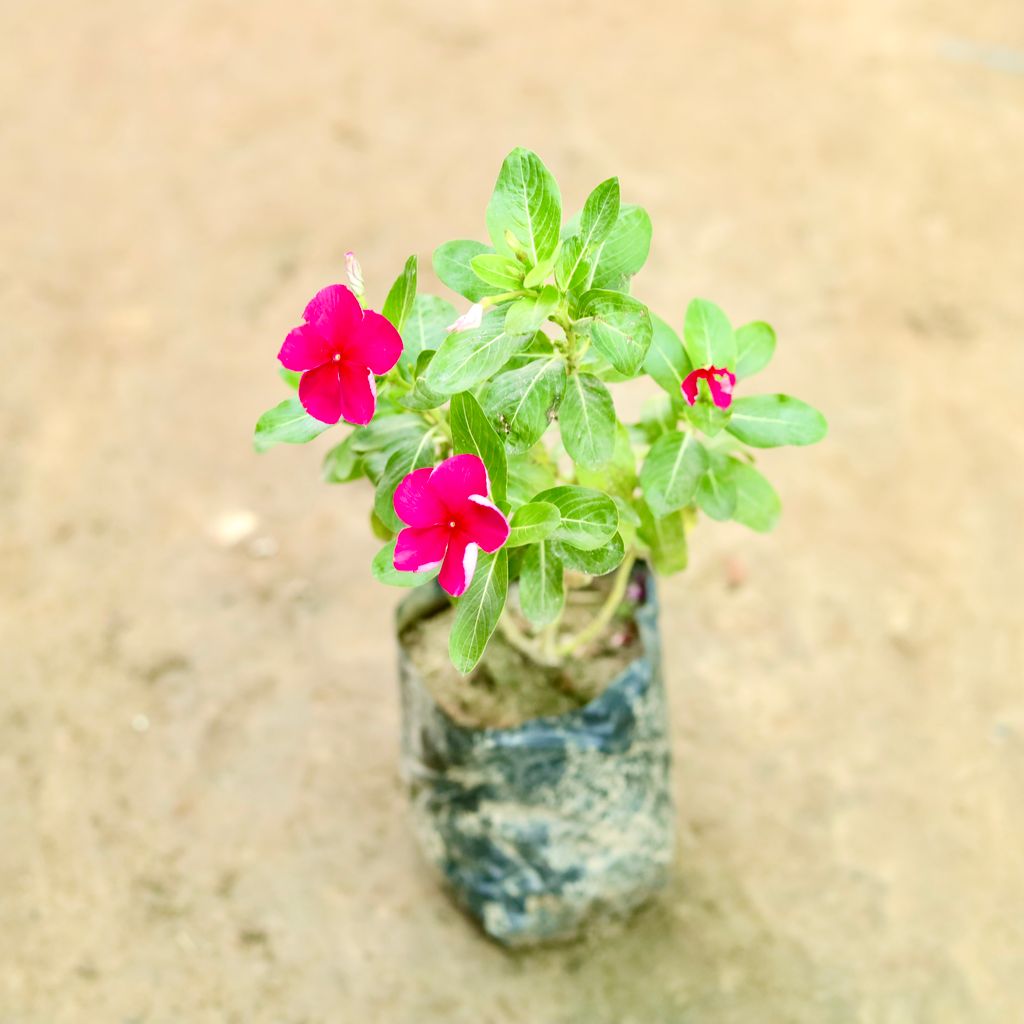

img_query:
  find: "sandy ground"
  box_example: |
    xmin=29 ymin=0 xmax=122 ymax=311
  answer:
xmin=2 ymin=0 xmax=1023 ymax=1020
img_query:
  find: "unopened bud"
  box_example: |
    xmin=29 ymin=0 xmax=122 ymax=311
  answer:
xmin=345 ymin=251 xmax=365 ymax=300
xmin=446 ymin=302 xmax=484 ymax=333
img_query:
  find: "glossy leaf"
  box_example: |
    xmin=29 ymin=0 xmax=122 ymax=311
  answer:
xmin=578 ymin=290 xmax=653 ymax=376
xmin=450 ymin=391 xmax=507 ymax=508
xmin=554 ymin=532 xmax=625 ymax=576
xmin=683 ymin=298 xmax=735 ymax=370
xmin=401 ymin=295 xmax=456 ymax=367
xmin=640 ymin=430 xmax=709 ymax=517
xmin=589 ymin=205 xmax=652 ymax=290
xmin=507 ymin=501 xmax=561 ymax=547
xmin=559 ymin=372 xmax=615 ymax=469
xmin=533 ymin=485 xmax=618 ymax=550
xmin=735 ymin=321 xmax=776 ymax=379
xmin=254 ymin=397 xmax=331 ymax=452
xmin=433 ymin=240 xmax=501 ymax=302
xmin=519 ymin=542 xmax=565 ymax=626
xmin=485 ymin=148 xmax=562 ymax=266
xmin=644 ymin=314 xmax=692 ymax=397
xmin=381 ymin=255 xmax=417 ymax=332
xmin=424 ymin=316 xmax=533 ymax=395
xmin=724 ymin=458 xmax=781 ymax=532
xmin=504 ymin=285 xmax=559 ymax=335
xmin=579 ymin=177 xmax=620 ymax=254
xmin=696 ymin=451 xmax=738 ymax=521
xmin=726 ymin=395 xmax=827 ymax=448
xmin=483 ymin=357 xmax=565 ymax=454
xmin=471 ymin=253 xmax=525 ymax=290
xmin=449 ymin=549 xmax=508 ymax=674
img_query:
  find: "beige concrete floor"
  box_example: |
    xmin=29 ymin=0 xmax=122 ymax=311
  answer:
xmin=2 ymin=0 xmax=1023 ymax=1020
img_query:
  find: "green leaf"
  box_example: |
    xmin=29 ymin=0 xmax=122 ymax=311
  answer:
xmin=683 ymin=390 xmax=730 ymax=437
xmin=507 ymin=450 xmax=558 ymax=508
xmin=519 ymin=542 xmax=564 ymax=626
xmin=683 ymin=298 xmax=736 ymax=370
xmin=523 ymin=248 xmax=560 ymax=288
xmin=485 ymin=148 xmax=562 ymax=266
xmin=559 ymin=372 xmax=615 ymax=469
xmin=725 ymin=458 xmax=781 ymax=532
xmin=450 ymin=391 xmax=507 ymax=508
xmin=433 ymin=240 xmax=501 ymax=302
xmin=644 ymin=314 xmax=692 ymax=397
xmin=637 ymin=500 xmax=688 ymax=575
xmin=470 ymin=253 xmax=524 ymax=290
xmin=399 ymin=350 xmax=447 ymax=411
xmin=576 ymin=423 xmax=636 ymax=500
xmin=580 ymin=177 xmax=620 ymax=253
xmin=254 ymin=397 xmax=331 ymax=452
xmin=555 ymin=236 xmax=590 ymax=293
xmin=449 ymin=549 xmax=508 ymax=673
xmin=424 ymin=316 xmax=533 ymax=395
xmin=504 ymin=285 xmax=559 ymax=335
xmin=322 ymin=432 xmax=363 ymax=483
xmin=554 ymin=532 xmax=625 ymax=576
xmin=726 ymin=395 xmax=828 ymax=448
xmin=578 ymin=290 xmax=653 ymax=376
xmin=735 ymin=321 xmax=776 ymax=379
xmin=696 ymin=451 xmax=737 ymax=521
xmin=278 ymin=367 xmax=301 ymax=390
xmin=589 ymin=205 xmax=652 ymax=290
xmin=401 ymin=295 xmax=456 ymax=367
xmin=507 ymin=501 xmax=561 ymax=546
xmin=483 ymin=357 xmax=564 ymax=455
xmin=640 ymin=430 xmax=709 ymax=517
xmin=372 ymin=540 xmax=438 ymax=588
xmin=533 ymin=486 xmax=618 ymax=550
xmin=373 ymin=431 xmax=439 ymax=532
xmin=381 ymin=255 xmax=417 ymax=332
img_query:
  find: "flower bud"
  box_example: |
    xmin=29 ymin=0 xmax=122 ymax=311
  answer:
xmin=446 ymin=302 xmax=484 ymax=333
xmin=344 ymin=251 xmax=365 ymax=301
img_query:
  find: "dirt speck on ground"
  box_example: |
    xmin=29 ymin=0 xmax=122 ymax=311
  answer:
xmin=2 ymin=1 xmax=1023 ymax=1021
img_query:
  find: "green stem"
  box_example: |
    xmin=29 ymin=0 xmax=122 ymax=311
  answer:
xmin=557 ymin=552 xmax=637 ymax=658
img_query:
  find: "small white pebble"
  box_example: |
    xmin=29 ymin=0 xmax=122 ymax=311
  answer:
xmin=131 ymin=713 xmax=150 ymax=733
xmin=209 ymin=509 xmax=259 ymax=547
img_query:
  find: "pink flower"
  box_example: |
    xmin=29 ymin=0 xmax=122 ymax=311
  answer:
xmin=278 ymin=284 xmax=402 ymax=425
xmin=681 ymin=366 xmax=736 ymax=410
xmin=392 ymin=454 xmax=510 ymax=597
xmin=446 ymin=302 xmax=484 ymax=333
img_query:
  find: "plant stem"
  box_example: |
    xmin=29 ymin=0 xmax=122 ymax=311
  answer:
xmin=557 ymin=552 xmax=637 ymax=658
xmin=498 ymin=609 xmax=562 ymax=668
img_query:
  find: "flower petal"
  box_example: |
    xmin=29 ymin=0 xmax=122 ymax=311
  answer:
xmin=298 ymin=362 xmax=344 ymax=424
xmin=394 ymin=467 xmax=447 ymax=529
xmin=278 ymin=323 xmax=333 ymax=372
xmin=463 ymin=496 xmax=510 ymax=552
xmin=438 ymin=532 xmax=479 ymax=597
xmin=681 ymin=366 xmax=736 ymax=409
xmin=394 ymin=525 xmax=450 ymax=573
xmin=428 ymin=454 xmax=490 ymax=512
xmin=303 ymin=284 xmax=362 ymax=338
xmin=348 ymin=310 xmax=403 ymax=375
xmin=336 ymin=362 xmax=377 ymax=425
xmin=707 ymin=367 xmax=736 ymax=410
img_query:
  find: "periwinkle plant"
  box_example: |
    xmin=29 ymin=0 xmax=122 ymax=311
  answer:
xmin=255 ymin=148 xmax=827 ymax=673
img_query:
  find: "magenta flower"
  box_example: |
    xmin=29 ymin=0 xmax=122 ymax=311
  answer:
xmin=278 ymin=284 xmax=402 ymax=425
xmin=681 ymin=366 xmax=736 ymax=410
xmin=392 ymin=454 xmax=510 ymax=597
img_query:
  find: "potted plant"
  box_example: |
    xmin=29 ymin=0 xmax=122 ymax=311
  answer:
xmin=254 ymin=148 xmax=827 ymax=946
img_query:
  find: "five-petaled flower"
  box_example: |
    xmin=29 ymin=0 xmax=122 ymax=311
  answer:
xmin=681 ymin=366 xmax=736 ymax=410
xmin=278 ymin=284 xmax=402 ymax=425
xmin=392 ymin=454 xmax=510 ymax=597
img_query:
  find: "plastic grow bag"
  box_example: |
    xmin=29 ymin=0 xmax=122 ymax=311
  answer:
xmin=395 ymin=563 xmax=675 ymax=946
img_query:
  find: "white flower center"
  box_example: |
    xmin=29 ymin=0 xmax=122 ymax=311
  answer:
xmin=333 ymin=353 xmax=342 ymax=362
